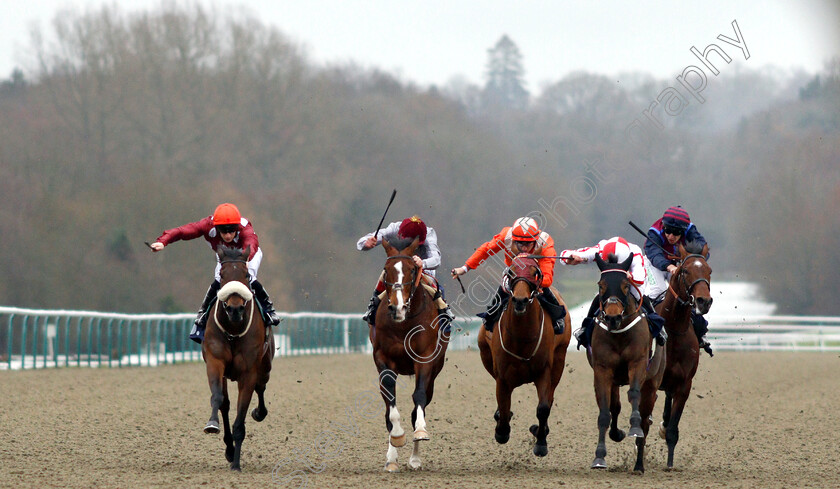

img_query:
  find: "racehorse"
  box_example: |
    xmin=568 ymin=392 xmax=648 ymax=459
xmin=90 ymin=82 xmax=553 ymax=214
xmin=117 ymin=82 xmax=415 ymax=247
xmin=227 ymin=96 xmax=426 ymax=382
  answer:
xmin=657 ymin=242 xmax=713 ymax=468
xmin=202 ymin=245 xmax=275 ymax=471
xmin=371 ymin=237 xmax=449 ymax=472
xmin=477 ymin=255 xmax=571 ymax=457
xmin=587 ymin=253 xmax=665 ymax=473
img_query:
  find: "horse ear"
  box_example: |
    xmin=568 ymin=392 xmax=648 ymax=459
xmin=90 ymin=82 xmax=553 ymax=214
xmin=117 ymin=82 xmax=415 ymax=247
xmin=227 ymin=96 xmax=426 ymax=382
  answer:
xmin=620 ymin=254 xmax=633 ymax=271
xmin=243 ymin=245 xmax=250 ymax=258
xmin=594 ymin=253 xmax=606 ymax=271
xmin=405 ymin=236 xmax=421 ymax=255
xmin=701 ymin=243 xmax=710 ymax=258
xmin=216 ymin=246 xmax=225 ymax=260
xmin=678 ymin=243 xmax=688 ymax=258
xmin=382 ymin=239 xmax=395 ymax=256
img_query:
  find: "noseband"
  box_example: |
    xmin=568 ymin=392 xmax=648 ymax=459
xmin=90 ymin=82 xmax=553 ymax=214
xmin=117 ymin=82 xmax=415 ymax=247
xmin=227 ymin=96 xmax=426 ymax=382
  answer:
xmin=669 ymin=254 xmax=710 ymax=308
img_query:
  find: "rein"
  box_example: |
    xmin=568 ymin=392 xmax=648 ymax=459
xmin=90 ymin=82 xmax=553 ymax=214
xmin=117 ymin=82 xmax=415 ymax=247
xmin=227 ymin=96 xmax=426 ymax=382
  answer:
xmin=499 ymin=302 xmax=545 ymax=361
xmin=382 ymin=254 xmax=426 ymax=318
xmin=212 ymin=295 xmax=255 ymax=339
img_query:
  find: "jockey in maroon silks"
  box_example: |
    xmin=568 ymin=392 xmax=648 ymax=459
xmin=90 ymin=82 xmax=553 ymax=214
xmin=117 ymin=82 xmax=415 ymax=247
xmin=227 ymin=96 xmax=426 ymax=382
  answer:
xmin=357 ymin=215 xmax=454 ymax=329
xmin=150 ymin=203 xmax=281 ymax=343
xmin=644 ymin=205 xmax=712 ymax=356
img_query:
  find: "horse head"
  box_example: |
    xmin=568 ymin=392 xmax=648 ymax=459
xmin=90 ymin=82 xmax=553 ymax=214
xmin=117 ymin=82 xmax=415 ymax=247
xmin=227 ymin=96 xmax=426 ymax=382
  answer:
xmin=594 ymin=253 xmax=634 ymax=330
xmin=505 ymin=254 xmax=542 ymax=315
xmin=216 ymin=245 xmax=253 ymax=324
xmin=382 ymin=237 xmax=421 ymax=322
xmin=675 ymin=242 xmax=713 ymax=315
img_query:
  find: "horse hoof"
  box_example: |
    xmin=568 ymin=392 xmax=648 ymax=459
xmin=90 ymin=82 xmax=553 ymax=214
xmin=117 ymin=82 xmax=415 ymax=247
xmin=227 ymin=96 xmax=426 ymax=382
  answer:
xmin=390 ymin=433 xmax=407 ymax=447
xmin=529 ymin=424 xmax=549 ymax=437
xmin=251 ymin=408 xmax=267 ymax=422
xmin=591 ymin=458 xmax=607 ymax=469
xmin=225 ymin=448 xmax=234 ymax=463
xmin=533 ymin=443 xmax=548 ymax=457
xmin=609 ymin=429 xmax=626 ymax=442
xmin=384 ymin=462 xmax=399 ymax=472
xmin=495 ymin=430 xmax=510 ymax=444
xmin=659 ymin=422 xmax=667 ymax=439
xmin=633 ymin=466 xmax=645 ymax=475
xmin=408 ymin=457 xmax=422 ymax=470
xmin=628 ymin=427 xmax=645 ymax=439
xmin=204 ymin=421 xmax=220 ymax=434
xmin=413 ymin=429 xmax=429 ymax=441
xmin=230 ymin=465 xmax=241 ymax=472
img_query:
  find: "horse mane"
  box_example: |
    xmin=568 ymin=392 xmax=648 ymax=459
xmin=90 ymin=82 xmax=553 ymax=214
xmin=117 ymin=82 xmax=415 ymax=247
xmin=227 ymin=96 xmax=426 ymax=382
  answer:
xmin=684 ymin=240 xmax=705 ymax=255
xmin=387 ymin=237 xmax=416 ymax=252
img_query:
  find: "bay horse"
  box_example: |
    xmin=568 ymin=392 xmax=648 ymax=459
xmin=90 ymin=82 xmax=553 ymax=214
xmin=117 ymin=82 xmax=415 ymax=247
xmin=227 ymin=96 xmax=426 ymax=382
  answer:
xmin=372 ymin=237 xmax=449 ymax=472
xmin=657 ymin=242 xmax=713 ymax=468
xmin=202 ymin=245 xmax=275 ymax=471
xmin=477 ymin=255 xmax=571 ymax=457
xmin=587 ymin=253 xmax=665 ymax=473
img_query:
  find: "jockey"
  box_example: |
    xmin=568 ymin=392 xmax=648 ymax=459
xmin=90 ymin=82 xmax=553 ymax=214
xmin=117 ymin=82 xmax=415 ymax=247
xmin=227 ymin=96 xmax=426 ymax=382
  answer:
xmin=561 ymin=236 xmax=667 ymax=350
xmin=357 ymin=216 xmax=454 ymax=328
xmin=150 ymin=203 xmax=281 ymax=343
xmin=645 ymin=205 xmax=713 ymax=356
xmin=450 ymin=217 xmax=567 ymax=336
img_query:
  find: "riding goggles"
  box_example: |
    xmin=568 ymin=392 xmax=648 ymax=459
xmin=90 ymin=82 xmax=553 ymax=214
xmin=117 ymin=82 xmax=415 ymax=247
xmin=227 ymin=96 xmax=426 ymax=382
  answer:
xmin=663 ymin=225 xmax=684 ymax=236
xmin=216 ymin=224 xmax=239 ymax=234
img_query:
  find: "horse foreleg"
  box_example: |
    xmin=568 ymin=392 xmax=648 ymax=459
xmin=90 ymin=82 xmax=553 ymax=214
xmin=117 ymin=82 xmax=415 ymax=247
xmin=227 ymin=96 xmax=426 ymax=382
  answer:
xmin=377 ymin=366 xmax=403 ymax=472
xmin=664 ymin=381 xmax=693 ymax=469
xmin=660 ymin=391 xmax=673 ymax=439
xmin=494 ymin=380 xmax=513 ymax=444
xmin=592 ymin=368 xmax=612 ymax=469
xmin=221 ymin=382 xmax=234 ymax=463
xmin=530 ymin=369 xmax=553 ymax=457
xmin=626 ymin=361 xmax=646 ymax=439
xmin=204 ymin=359 xmax=226 ymax=434
xmin=633 ymin=379 xmax=659 ymax=473
xmin=229 ymin=378 xmax=256 ymax=471
xmin=609 ymin=384 xmax=625 ymax=442
xmin=251 ymin=382 xmax=268 ymax=422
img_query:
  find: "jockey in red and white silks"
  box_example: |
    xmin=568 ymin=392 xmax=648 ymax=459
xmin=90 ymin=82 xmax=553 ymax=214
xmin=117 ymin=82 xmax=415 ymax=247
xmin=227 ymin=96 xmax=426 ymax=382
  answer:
xmin=559 ymin=237 xmax=647 ymax=300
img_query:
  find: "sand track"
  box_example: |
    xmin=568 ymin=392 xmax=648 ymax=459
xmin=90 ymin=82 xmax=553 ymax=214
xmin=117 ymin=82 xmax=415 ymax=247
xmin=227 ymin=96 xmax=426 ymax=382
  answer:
xmin=2 ymin=350 xmax=838 ymax=488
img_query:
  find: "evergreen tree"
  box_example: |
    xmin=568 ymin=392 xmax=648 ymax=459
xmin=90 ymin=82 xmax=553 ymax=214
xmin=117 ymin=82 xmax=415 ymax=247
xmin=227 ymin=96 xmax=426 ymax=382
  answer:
xmin=481 ymin=35 xmax=529 ymax=111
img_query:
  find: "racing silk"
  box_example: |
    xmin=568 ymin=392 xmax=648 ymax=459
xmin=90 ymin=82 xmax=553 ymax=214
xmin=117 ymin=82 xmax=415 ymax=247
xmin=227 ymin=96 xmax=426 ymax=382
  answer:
xmin=645 ymin=218 xmax=708 ymax=271
xmin=156 ymin=215 xmax=259 ymax=261
xmin=357 ymin=221 xmax=441 ymax=277
xmin=559 ymin=238 xmax=647 ymax=298
xmin=465 ymin=226 xmax=556 ymax=288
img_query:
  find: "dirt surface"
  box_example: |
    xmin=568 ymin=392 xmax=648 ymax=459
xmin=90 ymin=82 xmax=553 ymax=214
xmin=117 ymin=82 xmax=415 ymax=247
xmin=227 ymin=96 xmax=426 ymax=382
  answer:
xmin=2 ymin=349 xmax=839 ymax=489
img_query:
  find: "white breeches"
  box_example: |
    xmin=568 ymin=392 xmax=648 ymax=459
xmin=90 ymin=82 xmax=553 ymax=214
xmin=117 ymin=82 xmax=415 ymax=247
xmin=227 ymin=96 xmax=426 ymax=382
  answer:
xmin=645 ymin=261 xmax=669 ymax=299
xmin=214 ymin=247 xmax=262 ymax=283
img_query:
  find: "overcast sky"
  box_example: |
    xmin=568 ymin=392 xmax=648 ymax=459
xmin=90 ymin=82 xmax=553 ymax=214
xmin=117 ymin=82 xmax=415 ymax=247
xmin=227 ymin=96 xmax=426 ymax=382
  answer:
xmin=1 ymin=0 xmax=838 ymax=90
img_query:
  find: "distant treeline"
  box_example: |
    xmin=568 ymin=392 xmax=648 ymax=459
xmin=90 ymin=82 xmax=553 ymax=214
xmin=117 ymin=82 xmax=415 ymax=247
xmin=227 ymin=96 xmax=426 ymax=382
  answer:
xmin=0 ymin=4 xmax=837 ymax=314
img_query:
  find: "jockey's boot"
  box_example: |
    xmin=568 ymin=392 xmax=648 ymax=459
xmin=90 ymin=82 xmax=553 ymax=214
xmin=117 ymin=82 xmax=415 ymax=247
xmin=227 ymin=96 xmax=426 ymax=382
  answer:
xmin=252 ymin=280 xmax=281 ymax=326
xmin=575 ymin=295 xmax=601 ymax=350
xmin=537 ymin=288 xmax=567 ymax=335
xmin=191 ymin=280 xmax=221 ymax=344
xmin=362 ymin=291 xmax=382 ymax=326
xmin=478 ymin=286 xmax=509 ymax=334
xmin=692 ymin=312 xmax=713 ymax=356
xmin=429 ymin=285 xmax=455 ymax=333
xmin=642 ymin=295 xmax=668 ymax=346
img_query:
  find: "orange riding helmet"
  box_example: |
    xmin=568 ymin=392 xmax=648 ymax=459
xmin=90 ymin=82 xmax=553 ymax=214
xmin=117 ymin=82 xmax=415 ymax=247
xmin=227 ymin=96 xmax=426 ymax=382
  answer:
xmin=213 ymin=203 xmax=242 ymax=226
xmin=511 ymin=217 xmax=540 ymax=242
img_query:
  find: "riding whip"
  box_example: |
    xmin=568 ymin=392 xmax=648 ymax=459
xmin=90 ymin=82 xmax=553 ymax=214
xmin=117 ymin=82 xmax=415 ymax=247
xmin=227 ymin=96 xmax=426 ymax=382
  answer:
xmin=373 ymin=189 xmax=397 ymax=241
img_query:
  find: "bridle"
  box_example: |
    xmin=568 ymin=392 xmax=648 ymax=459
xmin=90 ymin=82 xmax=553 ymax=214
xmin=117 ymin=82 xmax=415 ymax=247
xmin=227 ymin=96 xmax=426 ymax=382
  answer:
xmin=499 ymin=261 xmax=545 ymax=361
xmin=382 ymin=254 xmax=423 ymax=315
xmin=214 ymin=257 xmax=256 ymax=339
xmin=597 ymin=269 xmax=644 ymax=333
xmin=668 ymin=254 xmax=710 ymax=308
